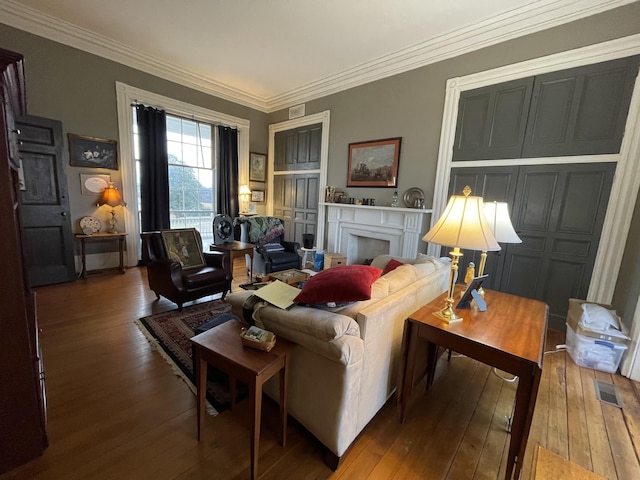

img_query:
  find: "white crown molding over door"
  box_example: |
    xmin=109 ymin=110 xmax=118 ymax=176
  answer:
xmin=115 ymin=81 xmax=250 ymax=267
xmin=268 ymin=111 xmax=330 ymax=250
xmin=430 ymin=33 xmax=640 ymax=378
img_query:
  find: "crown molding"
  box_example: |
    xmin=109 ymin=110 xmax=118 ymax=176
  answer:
xmin=265 ymin=0 xmax=639 ymax=110
xmin=1 ymin=0 xmax=637 ymax=113
xmin=0 ymin=0 xmax=269 ymax=111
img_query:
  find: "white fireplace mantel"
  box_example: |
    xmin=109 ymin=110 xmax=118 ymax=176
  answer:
xmin=322 ymin=202 xmax=432 ymax=263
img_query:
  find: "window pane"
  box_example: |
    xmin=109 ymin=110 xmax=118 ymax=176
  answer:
xmin=135 ymin=111 xmax=217 ymax=246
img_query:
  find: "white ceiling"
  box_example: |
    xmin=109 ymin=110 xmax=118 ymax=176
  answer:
xmin=1 ymin=0 xmax=637 ymax=111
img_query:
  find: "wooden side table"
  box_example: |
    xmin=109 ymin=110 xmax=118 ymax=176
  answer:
xmin=75 ymin=232 xmax=126 ymax=279
xmin=398 ymin=289 xmax=548 ymax=480
xmin=210 ymin=240 xmax=255 ymax=280
xmin=191 ymin=320 xmax=292 ymax=480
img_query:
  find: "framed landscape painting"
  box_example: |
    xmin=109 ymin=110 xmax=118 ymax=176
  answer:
xmin=347 ymin=137 xmax=401 ymax=187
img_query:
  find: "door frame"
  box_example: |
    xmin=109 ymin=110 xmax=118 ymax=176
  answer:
xmin=431 ymin=33 xmax=640 ymax=377
xmin=268 ymin=110 xmax=331 ymax=250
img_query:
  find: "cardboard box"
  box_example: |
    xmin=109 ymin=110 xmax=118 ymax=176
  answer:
xmin=265 ymin=269 xmax=310 ymax=286
xmin=323 ymin=253 xmax=346 ymax=269
xmin=566 ymin=298 xmax=629 ymax=346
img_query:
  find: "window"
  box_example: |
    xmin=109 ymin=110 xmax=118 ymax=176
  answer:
xmin=133 ymin=111 xmax=217 ymax=246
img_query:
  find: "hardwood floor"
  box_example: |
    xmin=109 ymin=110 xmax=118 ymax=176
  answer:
xmin=3 ymin=260 xmax=640 ymax=479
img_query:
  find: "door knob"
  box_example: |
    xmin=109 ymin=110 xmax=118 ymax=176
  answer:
xmin=61 ymin=212 xmax=67 ymax=216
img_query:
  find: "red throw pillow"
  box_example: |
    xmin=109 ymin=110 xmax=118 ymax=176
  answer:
xmin=382 ymin=258 xmax=404 ymax=275
xmin=294 ymin=265 xmax=383 ymax=305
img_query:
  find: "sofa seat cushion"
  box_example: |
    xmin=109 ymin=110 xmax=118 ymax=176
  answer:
xmin=182 ymin=266 xmax=227 ymax=288
xmin=294 ymin=265 xmax=382 ymax=305
xmin=226 ymin=290 xmax=360 ymax=342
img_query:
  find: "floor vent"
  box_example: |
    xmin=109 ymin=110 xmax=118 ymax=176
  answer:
xmin=594 ymin=379 xmax=623 ymax=408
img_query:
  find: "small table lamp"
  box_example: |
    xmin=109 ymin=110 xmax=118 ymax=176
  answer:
xmin=239 ymin=184 xmax=251 ymax=213
xmin=98 ymin=182 xmax=126 ymax=233
xmin=423 ymin=185 xmax=500 ymax=323
xmin=476 ymin=201 xmax=522 ymax=295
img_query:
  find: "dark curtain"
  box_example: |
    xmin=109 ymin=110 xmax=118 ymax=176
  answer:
xmin=136 ymin=105 xmax=170 ymax=232
xmin=217 ymin=125 xmax=239 ymax=217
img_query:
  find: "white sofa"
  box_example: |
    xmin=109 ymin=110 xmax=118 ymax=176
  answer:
xmin=226 ymin=254 xmax=449 ymax=467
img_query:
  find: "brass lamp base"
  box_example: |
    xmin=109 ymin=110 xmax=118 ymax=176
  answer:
xmin=433 ymin=306 xmax=463 ymax=324
xmin=433 ymin=246 xmax=464 ymax=324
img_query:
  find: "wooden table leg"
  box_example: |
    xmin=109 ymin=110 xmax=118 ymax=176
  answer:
xmin=400 ymin=322 xmax=418 ymax=423
xmin=505 ymin=366 xmax=542 ymax=480
xmin=80 ymin=238 xmax=87 ymax=279
xmin=250 ymin=380 xmax=261 ymax=480
xmin=196 ymin=350 xmax=207 ymax=441
xmin=118 ymin=237 xmax=125 ymax=273
xmin=425 ymin=341 xmax=438 ymax=390
xmin=280 ymin=355 xmax=289 ymax=447
xmin=229 ymin=375 xmax=236 ymax=411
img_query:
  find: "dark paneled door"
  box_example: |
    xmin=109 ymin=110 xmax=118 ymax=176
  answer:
xmin=450 ymin=163 xmax=615 ymax=328
xmin=273 ymin=123 xmax=322 ymax=245
xmin=273 ymin=173 xmax=319 ymax=245
xmin=17 ymin=115 xmax=75 ymax=286
xmin=502 ymin=163 xmax=615 ymax=326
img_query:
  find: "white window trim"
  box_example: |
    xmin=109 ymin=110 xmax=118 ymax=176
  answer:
xmin=115 ymin=81 xmax=250 ymax=266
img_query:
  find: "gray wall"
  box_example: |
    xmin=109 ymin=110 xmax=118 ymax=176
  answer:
xmin=0 ymin=24 xmax=268 ymax=255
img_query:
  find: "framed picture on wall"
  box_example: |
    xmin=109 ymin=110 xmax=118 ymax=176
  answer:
xmin=68 ymin=133 xmax=118 ymax=170
xmin=80 ymin=173 xmax=111 ymax=196
xmin=347 ymin=137 xmax=401 ymax=187
xmin=251 ymin=189 xmax=265 ymax=203
xmin=249 ymin=152 xmax=267 ymax=182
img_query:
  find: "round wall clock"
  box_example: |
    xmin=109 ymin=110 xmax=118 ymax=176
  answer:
xmin=79 ymin=216 xmax=101 ymax=235
xmin=83 ymin=175 xmax=109 ymax=194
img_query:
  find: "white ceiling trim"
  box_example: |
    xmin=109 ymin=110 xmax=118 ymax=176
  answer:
xmin=1 ymin=0 xmax=637 ymax=113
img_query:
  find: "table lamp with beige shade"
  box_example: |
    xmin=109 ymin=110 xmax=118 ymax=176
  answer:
xmin=476 ymin=201 xmax=522 ymax=296
xmin=422 ymin=185 xmax=500 ymax=323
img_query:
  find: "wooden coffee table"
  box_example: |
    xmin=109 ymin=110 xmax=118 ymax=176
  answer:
xmin=191 ymin=319 xmax=292 ymax=480
xmin=398 ymin=289 xmax=548 ymax=480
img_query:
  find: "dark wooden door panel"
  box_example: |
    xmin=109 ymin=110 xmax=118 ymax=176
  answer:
xmin=453 ymin=77 xmax=533 ymax=161
xmin=523 ymin=55 xmax=639 ymax=157
xmin=504 ymin=163 xmax=615 ymax=327
xmin=514 ymin=171 xmax=558 ymax=232
xmin=17 ymin=115 xmax=75 ymax=287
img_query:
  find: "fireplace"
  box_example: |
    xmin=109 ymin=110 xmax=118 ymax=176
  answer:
xmin=324 ymin=203 xmax=431 ymax=264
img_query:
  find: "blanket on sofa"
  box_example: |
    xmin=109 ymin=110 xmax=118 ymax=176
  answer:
xmin=242 ymin=216 xmax=285 ymax=243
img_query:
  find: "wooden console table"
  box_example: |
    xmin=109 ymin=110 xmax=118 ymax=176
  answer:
xmin=75 ymin=232 xmax=126 ymax=279
xmin=398 ymin=289 xmax=548 ymax=480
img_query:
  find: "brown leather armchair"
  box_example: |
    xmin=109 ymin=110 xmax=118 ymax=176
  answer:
xmin=141 ymin=230 xmax=231 ymax=310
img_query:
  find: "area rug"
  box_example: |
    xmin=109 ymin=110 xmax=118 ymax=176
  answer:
xmin=135 ymin=300 xmax=247 ymax=415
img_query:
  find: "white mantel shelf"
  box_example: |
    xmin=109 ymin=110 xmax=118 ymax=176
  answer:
xmin=323 ymin=202 xmax=432 ymax=263
xmin=319 ymin=202 xmax=432 ymax=214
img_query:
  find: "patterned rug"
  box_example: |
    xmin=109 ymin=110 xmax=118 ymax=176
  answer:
xmin=135 ymin=300 xmax=247 ymax=415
